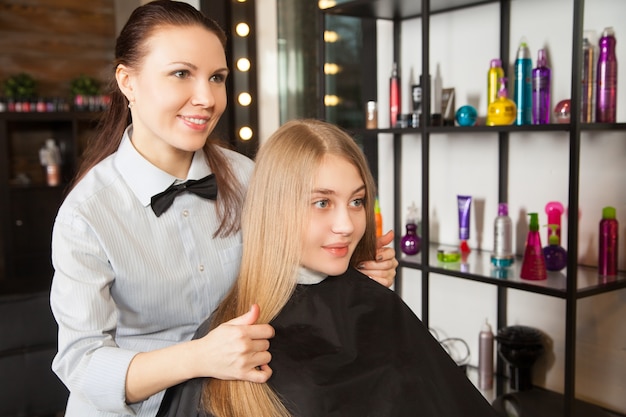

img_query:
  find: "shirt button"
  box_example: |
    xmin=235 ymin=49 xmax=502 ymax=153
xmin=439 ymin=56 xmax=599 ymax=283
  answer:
xmin=182 ymin=210 xmax=189 ymax=217
xmin=199 ymin=264 xmax=205 ymax=272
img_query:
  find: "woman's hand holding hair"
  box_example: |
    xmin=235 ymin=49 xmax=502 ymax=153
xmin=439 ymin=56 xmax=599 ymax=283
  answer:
xmin=125 ymin=305 xmax=274 ymax=403
xmin=197 ymin=304 xmax=274 ymax=383
xmin=357 ymin=230 xmax=398 ymax=288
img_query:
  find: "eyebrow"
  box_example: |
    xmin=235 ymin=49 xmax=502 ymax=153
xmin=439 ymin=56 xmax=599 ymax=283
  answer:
xmin=312 ymin=184 xmax=366 ymax=195
xmin=169 ymin=61 xmax=229 ymax=74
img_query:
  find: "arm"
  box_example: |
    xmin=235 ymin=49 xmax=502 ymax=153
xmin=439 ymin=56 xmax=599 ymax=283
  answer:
xmin=357 ymin=230 xmax=398 ymax=288
xmin=125 ymin=304 xmax=273 ymax=403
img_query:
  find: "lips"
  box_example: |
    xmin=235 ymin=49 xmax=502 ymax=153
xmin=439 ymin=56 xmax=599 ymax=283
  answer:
xmin=323 ymin=244 xmax=350 ymax=257
xmin=179 ymin=115 xmax=209 ymax=130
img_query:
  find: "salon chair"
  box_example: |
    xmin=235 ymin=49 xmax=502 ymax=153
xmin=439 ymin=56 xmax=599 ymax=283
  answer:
xmin=0 ymin=290 xmax=68 ymax=417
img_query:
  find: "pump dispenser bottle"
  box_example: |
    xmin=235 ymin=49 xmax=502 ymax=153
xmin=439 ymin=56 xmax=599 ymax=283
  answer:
xmin=532 ymin=49 xmax=551 ymax=124
xmin=543 ymin=225 xmax=567 ymax=271
xmin=401 ymin=202 xmax=421 ymax=256
xmin=514 ymin=40 xmax=533 ymax=125
xmin=487 ymin=77 xmax=516 ymax=126
xmin=520 ymin=213 xmax=547 ymax=280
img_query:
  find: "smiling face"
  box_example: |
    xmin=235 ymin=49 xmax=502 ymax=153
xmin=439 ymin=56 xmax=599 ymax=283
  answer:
xmin=116 ymin=24 xmax=228 ymax=175
xmin=300 ymin=154 xmax=367 ymax=277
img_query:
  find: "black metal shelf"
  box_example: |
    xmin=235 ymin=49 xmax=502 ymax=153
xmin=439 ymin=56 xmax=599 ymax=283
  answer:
xmin=399 ymin=245 xmax=626 ymax=299
xmin=323 ymin=0 xmax=499 ymax=20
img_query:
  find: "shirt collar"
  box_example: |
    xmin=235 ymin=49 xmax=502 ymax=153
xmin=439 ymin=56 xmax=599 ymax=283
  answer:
xmin=113 ymin=125 xmax=212 ymax=207
xmin=296 ymin=267 xmax=327 ymax=285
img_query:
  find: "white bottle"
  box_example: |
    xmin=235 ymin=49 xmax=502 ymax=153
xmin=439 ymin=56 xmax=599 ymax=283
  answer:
xmin=478 ymin=319 xmax=494 ymax=390
xmin=491 ymin=202 xmax=514 ymax=267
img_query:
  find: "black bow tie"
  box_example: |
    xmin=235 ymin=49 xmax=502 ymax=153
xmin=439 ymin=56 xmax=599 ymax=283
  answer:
xmin=151 ymin=174 xmax=217 ymax=217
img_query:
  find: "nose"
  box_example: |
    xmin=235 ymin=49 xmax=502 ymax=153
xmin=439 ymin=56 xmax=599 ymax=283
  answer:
xmin=190 ymin=80 xmax=216 ymax=108
xmin=331 ymin=207 xmax=355 ymax=236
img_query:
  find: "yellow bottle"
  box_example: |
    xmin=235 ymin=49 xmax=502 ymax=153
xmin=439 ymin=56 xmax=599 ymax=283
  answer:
xmin=487 ymin=77 xmax=517 ymax=126
xmin=487 ymin=59 xmax=504 ymax=112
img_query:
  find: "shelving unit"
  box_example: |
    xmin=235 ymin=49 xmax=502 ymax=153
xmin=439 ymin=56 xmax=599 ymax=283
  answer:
xmin=0 ymin=111 xmax=100 ymax=291
xmin=320 ymin=0 xmax=626 ymax=416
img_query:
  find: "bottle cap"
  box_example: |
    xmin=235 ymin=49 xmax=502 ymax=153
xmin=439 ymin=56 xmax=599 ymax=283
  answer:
xmin=481 ymin=319 xmax=493 ymax=334
xmin=490 ymin=58 xmax=502 ymax=68
xmin=497 ymin=77 xmax=508 ymax=98
xmin=407 ymin=201 xmax=418 ymax=222
xmin=602 ymin=27 xmax=615 ymax=38
xmin=375 ymin=197 xmax=381 ymax=214
xmin=528 ymin=212 xmax=539 ymax=231
xmin=602 ymin=206 xmax=616 ymax=220
xmin=498 ymin=202 xmax=508 ymax=216
xmin=537 ymin=49 xmax=548 ymax=67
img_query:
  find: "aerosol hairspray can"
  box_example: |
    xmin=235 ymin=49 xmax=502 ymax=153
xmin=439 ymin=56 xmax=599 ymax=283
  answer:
xmin=478 ymin=319 xmax=494 ymax=390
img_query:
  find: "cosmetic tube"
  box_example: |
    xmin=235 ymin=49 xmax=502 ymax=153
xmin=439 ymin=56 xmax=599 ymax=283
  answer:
xmin=544 ymin=201 xmax=564 ymax=245
xmin=457 ymin=195 xmax=472 ymax=253
xmin=390 ymin=62 xmax=400 ymax=128
xmin=375 ymin=197 xmax=383 ymax=238
xmin=520 ymin=213 xmax=547 ymax=280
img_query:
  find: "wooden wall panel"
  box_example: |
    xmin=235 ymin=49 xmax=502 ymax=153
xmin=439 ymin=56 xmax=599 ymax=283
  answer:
xmin=0 ymin=0 xmax=116 ymax=98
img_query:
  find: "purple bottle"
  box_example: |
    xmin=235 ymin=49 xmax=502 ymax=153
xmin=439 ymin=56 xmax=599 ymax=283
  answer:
xmin=532 ymin=49 xmax=551 ymax=124
xmin=596 ymin=27 xmax=618 ymax=123
xmin=599 ymin=206 xmax=618 ymax=276
xmin=400 ymin=202 xmax=421 ymax=256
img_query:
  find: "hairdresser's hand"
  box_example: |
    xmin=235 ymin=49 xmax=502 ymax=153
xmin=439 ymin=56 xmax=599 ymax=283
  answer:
xmin=358 ymin=230 xmax=398 ymax=288
xmin=196 ymin=304 xmax=274 ymax=383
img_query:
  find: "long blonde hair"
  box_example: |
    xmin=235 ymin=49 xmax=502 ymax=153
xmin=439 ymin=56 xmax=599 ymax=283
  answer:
xmin=202 ymin=119 xmax=377 ymax=417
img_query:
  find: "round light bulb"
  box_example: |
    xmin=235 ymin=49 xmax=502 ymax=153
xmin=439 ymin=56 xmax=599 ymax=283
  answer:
xmin=235 ymin=23 xmax=250 ymax=37
xmin=238 ymin=92 xmax=252 ymax=106
xmin=236 ymin=58 xmax=251 ymax=72
xmin=239 ymin=126 xmax=253 ymax=141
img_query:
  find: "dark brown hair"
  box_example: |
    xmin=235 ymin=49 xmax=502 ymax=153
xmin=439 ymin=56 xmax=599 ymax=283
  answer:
xmin=75 ymin=0 xmax=243 ymax=237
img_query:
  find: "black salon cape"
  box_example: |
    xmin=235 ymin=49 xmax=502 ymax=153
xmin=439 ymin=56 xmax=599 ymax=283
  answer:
xmin=157 ymin=268 xmax=498 ymax=417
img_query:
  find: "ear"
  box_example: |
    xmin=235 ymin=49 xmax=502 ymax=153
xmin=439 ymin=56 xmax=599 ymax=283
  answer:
xmin=115 ymin=64 xmax=135 ymax=103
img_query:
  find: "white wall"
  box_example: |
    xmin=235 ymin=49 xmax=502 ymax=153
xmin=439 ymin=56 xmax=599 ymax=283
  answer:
xmin=377 ymin=0 xmax=625 ymax=413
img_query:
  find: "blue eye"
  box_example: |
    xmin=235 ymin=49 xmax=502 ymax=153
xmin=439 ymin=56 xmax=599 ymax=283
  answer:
xmin=351 ymin=198 xmax=365 ymax=208
xmin=314 ymin=199 xmax=329 ymax=209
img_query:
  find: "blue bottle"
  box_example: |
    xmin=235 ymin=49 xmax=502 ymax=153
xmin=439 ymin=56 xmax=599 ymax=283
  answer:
xmin=514 ymin=41 xmax=532 ymax=125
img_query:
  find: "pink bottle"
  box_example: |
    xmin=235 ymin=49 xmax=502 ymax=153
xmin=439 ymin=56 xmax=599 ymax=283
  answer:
xmin=545 ymin=201 xmax=564 ymax=244
xmin=520 ymin=213 xmax=547 ymax=280
xmin=599 ymin=206 xmax=619 ymax=276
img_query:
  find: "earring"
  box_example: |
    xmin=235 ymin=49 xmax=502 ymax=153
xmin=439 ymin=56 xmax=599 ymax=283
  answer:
xmin=128 ymin=101 xmax=133 ymax=109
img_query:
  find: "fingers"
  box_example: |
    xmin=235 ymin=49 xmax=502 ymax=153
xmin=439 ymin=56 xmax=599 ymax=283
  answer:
xmin=376 ymin=230 xmax=394 ymax=248
xmin=226 ymin=303 xmax=261 ymax=326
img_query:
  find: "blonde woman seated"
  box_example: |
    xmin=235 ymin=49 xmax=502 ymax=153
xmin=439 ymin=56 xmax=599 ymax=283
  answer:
xmin=158 ymin=119 xmax=498 ymax=417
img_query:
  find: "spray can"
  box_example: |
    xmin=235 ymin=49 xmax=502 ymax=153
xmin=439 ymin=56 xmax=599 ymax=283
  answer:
xmin=487 ymin=59 xmax=505 ymax=117
xmin=478 ymin=319 xmax=494 ymax=390
xmin=532 ymin=49 xmax=551 ymax=124
xmin=599 ymin=206 xmax=619 ymax=276
xmin=581 ymin=35 xmax=595 ymax=122
xmin=514 ymin=41 xmax=532 ymax=125
xmin=596 ymin=27 xmax=618 ymax=123
xmin=390 ymin=62 xmax=400 ymax=128
xmin=491 ymin=202 xmax=514 ymax=267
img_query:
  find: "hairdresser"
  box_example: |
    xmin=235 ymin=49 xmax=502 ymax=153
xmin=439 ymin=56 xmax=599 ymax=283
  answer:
xmin=49 ymin=2 xmax=397 ymax=417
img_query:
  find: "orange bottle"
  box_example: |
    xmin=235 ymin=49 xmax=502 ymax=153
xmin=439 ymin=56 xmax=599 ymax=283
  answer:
xmin=375 ymin=197 xmax=383 ymax=237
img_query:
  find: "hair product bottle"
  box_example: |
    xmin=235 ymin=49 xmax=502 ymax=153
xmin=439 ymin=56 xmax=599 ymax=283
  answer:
xmin=520 ymin=213 xmax=547 ymax=280
xmin=532 ymin=49 xmax=551 ymax=124
xmin=478 ymin=319 xmax=494 ymax=390
xmin=543 ymin=225 xmax=567 ymax=271
xmin=599 ymin=206 xmax=618 ymax=276
xmin=366 ymin=101 xmax=378 ymax=129
xmin=596 ymin=27 xmax=617 ymax=123
xmin=581 ymin=35 xmax=595 ymax=122
xmin=375 ymin=197 xmax=383 ymax=238
xmin=390 ymin=62 xmax=400 ymax=128
xmin=487 ymin=77 xmax=516 ymax=126
xmin=491 ymin=202 xmax=514 ymax=268
xmin=401 ymin=202 xmax=421 ymax=256
xmin=487 ymin=59 xmax=505 ymax=116
xmin=544 ymin=201 xmax=564 ymax=244
xmin=514 ymin=41 xmax=532 ymax=125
